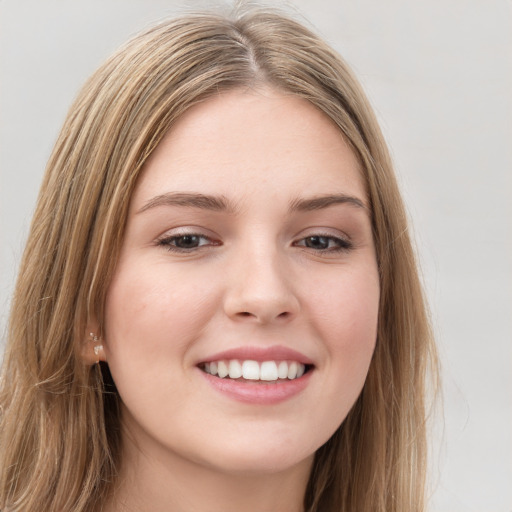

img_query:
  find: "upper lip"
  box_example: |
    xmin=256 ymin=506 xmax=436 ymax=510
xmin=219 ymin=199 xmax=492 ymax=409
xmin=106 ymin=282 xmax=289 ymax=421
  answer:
xmin=197 ymin=345 xmax=314 ymax=365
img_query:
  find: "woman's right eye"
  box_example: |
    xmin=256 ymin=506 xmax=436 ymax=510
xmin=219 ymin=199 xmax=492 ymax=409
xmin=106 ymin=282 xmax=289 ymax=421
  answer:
xmin=157 ymin=233 xmax=218 ymax=252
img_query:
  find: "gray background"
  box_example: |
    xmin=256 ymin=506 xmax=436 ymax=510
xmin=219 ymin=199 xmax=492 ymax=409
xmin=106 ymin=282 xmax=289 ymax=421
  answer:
xmin=1 ymin=1 xmax=510 ymax=510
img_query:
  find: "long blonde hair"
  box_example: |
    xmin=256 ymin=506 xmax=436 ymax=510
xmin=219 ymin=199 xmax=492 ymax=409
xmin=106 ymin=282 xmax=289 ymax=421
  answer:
xmin=0 ymin=6 xmax=437 ymax=511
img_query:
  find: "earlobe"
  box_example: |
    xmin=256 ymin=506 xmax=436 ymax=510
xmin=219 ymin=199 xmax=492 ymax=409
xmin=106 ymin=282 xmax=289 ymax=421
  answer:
xmin=81 ymin=328 xmax=108 ymax=365
xmin=89 ymin=332 xmax=106 ymax=364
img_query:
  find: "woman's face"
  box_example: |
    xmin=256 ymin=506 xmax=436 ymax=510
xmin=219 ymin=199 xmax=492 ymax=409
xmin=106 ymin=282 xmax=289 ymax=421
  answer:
xmin=103 ymin=88 xmax=379 ymax=476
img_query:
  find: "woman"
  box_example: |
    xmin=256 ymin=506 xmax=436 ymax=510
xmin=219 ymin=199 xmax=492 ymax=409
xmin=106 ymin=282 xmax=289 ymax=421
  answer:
xmin=0 ymin=6 xmax=437 ymax=512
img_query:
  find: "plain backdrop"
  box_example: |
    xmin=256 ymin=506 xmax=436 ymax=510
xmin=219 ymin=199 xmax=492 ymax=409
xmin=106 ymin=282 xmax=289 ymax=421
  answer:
xmin=0 ymin=1 xmax=510 ymax=510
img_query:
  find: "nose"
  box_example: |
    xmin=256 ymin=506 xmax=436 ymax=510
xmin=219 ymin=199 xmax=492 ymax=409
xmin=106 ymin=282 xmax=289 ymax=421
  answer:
xmin=223 ymin=246 xmax=300 ymax=325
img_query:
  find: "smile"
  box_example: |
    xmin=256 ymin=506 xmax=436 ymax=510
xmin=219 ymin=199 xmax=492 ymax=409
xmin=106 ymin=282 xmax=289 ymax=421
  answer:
xmin=200 ymin=359 xmax=308 ymax=382
xmin=197 ymin=346 xmax=314 ymax=403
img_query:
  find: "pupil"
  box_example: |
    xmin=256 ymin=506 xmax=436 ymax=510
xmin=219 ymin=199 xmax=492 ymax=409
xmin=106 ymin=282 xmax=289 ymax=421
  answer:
xmin=177 ymin=235 xmax=199 ymax=248
xmin=306 ymin=236 xmax=329 ymax=249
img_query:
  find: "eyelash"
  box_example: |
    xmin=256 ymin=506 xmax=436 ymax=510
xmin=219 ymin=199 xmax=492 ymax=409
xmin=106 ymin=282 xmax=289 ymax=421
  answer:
xmin=157 ymin=232 xmax=353 ymax=254
xmin=293 ymin=234 xmax=353 ymax=253
xmin=157 ymin=233 xmax=217 ymax=252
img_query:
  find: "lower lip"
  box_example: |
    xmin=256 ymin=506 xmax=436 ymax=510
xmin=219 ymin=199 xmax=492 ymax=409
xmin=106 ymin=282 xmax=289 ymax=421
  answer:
xmin=199 ymin=369 xmax=313 ymax=404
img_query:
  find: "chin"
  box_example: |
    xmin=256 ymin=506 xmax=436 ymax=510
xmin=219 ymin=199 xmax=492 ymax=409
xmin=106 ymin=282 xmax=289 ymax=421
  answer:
xmin=194 ymin=435 xmax=317 ymax=476
xmin=214 ymin=454 xmax=313 ymax=477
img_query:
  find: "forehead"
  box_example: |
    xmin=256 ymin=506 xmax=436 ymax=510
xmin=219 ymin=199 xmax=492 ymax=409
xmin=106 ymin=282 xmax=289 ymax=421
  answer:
xmin=133 ymin=88 xmax=366 ymax=208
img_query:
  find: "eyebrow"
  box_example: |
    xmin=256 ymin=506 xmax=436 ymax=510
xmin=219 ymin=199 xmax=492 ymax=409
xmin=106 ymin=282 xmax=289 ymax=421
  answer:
xmin=137 ymin=192 xmax=238 ymax=214
xmin=137 ymin=191 xmax=368 ymax=215
xmin=288 ymin=194 xmax=368 ymax=213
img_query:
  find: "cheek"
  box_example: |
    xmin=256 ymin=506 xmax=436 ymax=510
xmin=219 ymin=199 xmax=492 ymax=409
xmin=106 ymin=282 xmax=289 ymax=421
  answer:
xmin=102 ymin=262 xmax=223 ymax=423
xmin=308 ymin=265 xmax=379 ymax=385
xmin=313 ymin=264 xmax=379 ymax=334
xmin=103 ymin=261 xmax=220 ymax=362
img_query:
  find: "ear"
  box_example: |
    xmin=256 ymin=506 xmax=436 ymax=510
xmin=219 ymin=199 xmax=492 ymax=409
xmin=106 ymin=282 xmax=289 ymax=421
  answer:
xmin=81 ymin=321 xmax=108 ymax=365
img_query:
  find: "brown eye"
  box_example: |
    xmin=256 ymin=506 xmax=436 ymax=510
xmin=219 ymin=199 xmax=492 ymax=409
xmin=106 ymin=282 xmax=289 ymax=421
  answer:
xmin=295 ymin=235 xmax=353 ymax=252
xmin=173 ymin=235 xmax=202 ymax=248
xmin=158 ymin=233 xmax=216 ymax=252
xmin=304 ymin=236 xmax=330 ymax=250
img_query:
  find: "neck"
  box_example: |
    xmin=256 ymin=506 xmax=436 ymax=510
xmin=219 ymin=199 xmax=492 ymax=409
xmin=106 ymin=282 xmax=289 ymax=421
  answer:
xmin=105 ymin=428 xmax=313 ymax=512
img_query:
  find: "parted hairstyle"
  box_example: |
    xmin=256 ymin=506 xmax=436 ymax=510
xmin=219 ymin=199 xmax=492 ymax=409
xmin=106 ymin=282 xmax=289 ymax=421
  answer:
xmin=0 ymin=5 xmax=438 ymax=512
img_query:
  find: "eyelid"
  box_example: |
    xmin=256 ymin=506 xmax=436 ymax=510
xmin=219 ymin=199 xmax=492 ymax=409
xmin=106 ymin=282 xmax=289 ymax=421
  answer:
xmin=155 ymin=227 xmax=221 ymax=252
xmin=155 ymin=225 xmax=216 ymax=240
xmin=292 ymin=229 xmax=354 ymax=253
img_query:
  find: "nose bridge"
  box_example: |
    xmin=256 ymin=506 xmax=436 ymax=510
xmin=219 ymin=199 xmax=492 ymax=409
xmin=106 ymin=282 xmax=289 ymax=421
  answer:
xmin=223 ymin=234 xmax=299 ymax=323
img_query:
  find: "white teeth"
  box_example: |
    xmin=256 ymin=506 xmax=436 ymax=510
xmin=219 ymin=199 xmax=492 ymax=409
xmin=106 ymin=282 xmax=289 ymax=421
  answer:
xmin=217 ymin=361 xmax=228 ymax=378
xmin=260 ymin=361 xmax=278 ymax=381
xmin=242 ymin=360 xmax=260 ymax=380
xmin=228 ymin=360 xmax=242 ymax=379
xmin=278 ymin=361 xmax=289 ymax=379
xmin=203 ymin=359 xmax=309 ymax=381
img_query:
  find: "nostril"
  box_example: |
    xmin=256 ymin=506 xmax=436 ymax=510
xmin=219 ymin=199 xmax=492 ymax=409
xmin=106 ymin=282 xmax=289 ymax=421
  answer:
xmin=237 ymin=311 xmax=291 ymax=320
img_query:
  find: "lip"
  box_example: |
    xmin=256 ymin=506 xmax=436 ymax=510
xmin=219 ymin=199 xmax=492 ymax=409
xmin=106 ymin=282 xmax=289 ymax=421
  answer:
xmin=197 ymin=345 xmax=314 ymax=365
xmin=199 ymin=368 xmax=313 ymax=404
xmin=196 ymin=345 xmax=314 ymax=405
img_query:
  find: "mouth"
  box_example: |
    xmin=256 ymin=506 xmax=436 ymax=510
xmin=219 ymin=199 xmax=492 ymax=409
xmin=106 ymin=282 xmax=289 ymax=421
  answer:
xmin=196 ymin=346 xmax=315 ymax=403
xmin=198 ymin=359 xmax=313 ymax=383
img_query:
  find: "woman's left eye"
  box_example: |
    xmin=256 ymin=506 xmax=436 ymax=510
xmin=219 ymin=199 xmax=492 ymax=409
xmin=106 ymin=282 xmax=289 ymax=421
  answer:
xmin=294 ymin=235 xmax=352 ymax=252
xmin=157 ymin=233 xmax=215 ymax=252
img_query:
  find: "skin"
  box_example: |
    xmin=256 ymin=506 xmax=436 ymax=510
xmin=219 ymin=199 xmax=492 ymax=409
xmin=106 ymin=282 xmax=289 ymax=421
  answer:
xmin=94 ymin=88 xmax=380 ymax=512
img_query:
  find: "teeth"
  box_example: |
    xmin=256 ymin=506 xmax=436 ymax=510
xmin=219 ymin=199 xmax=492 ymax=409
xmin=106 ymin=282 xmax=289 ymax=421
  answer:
xmin=242 ymin=360 xmax=260 ymax=380
xmin=202 ymin=359 xmax=307 ymax=382
xmin=278 ymin=361 xmax=288 ymax=379
xmin=217 ymin=361 xmax=229 ymax=378
xmin=228 ymin=360 xmax=243 ymax=379
xmin=260 ymin=361 xmax=278 ymax=381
